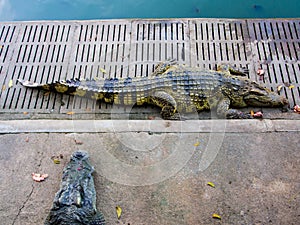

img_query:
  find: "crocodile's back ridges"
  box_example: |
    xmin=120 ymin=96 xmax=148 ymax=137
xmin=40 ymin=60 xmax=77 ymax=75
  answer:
xmin=44 ymin=70 xmax=226 ymax=94
xmin=44 ymin=151 xmax=105 ymax=225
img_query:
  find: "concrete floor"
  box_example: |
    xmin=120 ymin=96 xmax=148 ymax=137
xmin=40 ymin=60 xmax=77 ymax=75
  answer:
xmin=0 ymin=120 xmax=299 ymax=225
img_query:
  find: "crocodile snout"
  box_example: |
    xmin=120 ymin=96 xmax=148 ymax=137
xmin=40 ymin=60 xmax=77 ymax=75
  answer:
xmin=270 ymin=93 xmax=289 ymax=107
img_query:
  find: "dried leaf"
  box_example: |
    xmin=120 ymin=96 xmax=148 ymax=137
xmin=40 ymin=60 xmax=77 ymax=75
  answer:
xmin=25 ymin=137 xmax=29 ymax=142
xmin=51 ymin=154 xmax=63 ymax=163
xmin=207 ymin=182 xmax=215 ymax=188
xmin=212 ymin=213 xmax=221 ymax=220
xmin=256 ymin=68 xmax=264 ymax=76
xmin=288 ymin=85 xmax=295 ymax=89
xmin=32 ymin=173 xmax=48 ymax=182
xmin=75 ymin=139 xmax=83 ymax=145
xmin=277 ymin=85 xmax=283 ymax=94
xmin=66 ymin=111 xmax=75 ymax=115
xmin=250 ymin=110 xmax=254 ymax=117
xmin=294 ymin=105 xmax=300 ymax=114
xmin=43 ymin=91 xmax=50 ymax=96
xmin=53 ymin=158 xmax=61 ymax=164
xmin=100 ymin=68 xmax=107 ymax=74
xmin=116 ymin=206 xmax=122 ymax=219
xmin=8 ymin=80 xmax=13 ymax=88
xmin=253 ymin=111 xmax=263 ymax=118
xmin=2 ymin=85 xmax=6 ymax=91
xmin=194 ymin=141 xmax=200 ymax=147
xmin=0 ymin=45 xmax=3 ymax=49
xmin=23 ymin=111 xmax=29 ymax=115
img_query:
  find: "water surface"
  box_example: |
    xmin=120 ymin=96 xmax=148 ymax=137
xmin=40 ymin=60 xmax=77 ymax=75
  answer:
xmin=0 ymin=0 xmax=299 ymax=21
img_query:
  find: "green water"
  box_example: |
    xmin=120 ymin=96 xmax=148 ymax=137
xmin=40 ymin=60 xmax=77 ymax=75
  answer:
xmin=0 ymin=0 xmax=299 ymax=21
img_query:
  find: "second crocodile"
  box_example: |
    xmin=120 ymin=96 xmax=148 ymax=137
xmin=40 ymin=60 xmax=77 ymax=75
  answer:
xmin=44 ymin=150 xmax=105 ymax=225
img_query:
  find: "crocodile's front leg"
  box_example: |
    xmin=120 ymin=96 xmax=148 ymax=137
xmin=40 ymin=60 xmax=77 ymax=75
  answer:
xmin=217 ymin=97 xmax=252 ymax=119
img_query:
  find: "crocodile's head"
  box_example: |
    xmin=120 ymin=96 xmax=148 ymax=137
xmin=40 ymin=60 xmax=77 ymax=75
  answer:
xmin=71 ymin=150 xmax=89 ymax=161
xmin=45 ymin=150 xmax=105 ymax=225
xmin=241 ymin=81 xmax=289 ymax=108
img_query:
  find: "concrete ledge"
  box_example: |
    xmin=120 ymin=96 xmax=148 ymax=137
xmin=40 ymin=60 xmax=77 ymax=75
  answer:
xmin=0 ymin=119 xmax=299 ymax=133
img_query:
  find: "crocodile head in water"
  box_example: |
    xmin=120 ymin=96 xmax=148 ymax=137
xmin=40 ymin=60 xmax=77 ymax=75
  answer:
xmin=44 ymin=150 xmax=105 ymax=225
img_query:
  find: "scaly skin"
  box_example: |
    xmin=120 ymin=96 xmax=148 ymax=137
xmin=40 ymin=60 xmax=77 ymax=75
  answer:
xmin=18 ymin=60 xmax=289 ymax=119
xmin=44 ymin=151 xmax=105 ymax=225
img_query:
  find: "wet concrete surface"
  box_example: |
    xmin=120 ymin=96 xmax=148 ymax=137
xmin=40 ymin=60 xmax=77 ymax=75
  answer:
xmin=0 ymin=121 xmax=299 ymax=225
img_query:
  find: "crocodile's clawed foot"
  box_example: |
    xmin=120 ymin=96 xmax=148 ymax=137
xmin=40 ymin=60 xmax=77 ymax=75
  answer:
xmin=160 ymin=106 xmax=186 ymax=120
xmin=170 ymin=113 xmax=189 ymax=120
xmin=229 ymin=66 xmax=249 ymax=76
xmin=152 ymin=58 xmax=178 ymax=76
xmin=239 ymin=67 xmax=249 ymax=76
xmin=217 ymin=64 xmax=249 ymax=76
xmin=226 ymin=109 xmax=253 ymax=119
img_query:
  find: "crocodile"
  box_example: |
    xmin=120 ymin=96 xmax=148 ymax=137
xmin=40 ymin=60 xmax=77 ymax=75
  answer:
xmin=18 ymin=59 xmax=289 ymax=119
xmin=44 ymin=150 xmax=105 ymax=225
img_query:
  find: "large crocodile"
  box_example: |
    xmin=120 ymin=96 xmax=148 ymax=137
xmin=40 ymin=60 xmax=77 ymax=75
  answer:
xmin=44 ymin=151 xmax=105 ymax=225
xmin=19 ymin=60 xmax=289 ymax=119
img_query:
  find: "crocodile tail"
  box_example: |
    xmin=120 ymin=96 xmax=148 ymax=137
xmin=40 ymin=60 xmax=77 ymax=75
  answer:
xmin=18 ymin=78 xmax=103 ymax=100
xmin=18 ymin=79 xmax=73 ymax=94
xmin=18 ymin=79 xmax=46 ymax=88
xmin=19 ymin=77 xmax=129 ymax=103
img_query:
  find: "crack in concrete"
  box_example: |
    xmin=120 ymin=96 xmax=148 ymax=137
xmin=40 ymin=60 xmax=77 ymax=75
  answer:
xmin=12 ymin=138 xmax=46 ymax=225
xmin=12 ymin=185 xmax=34 ymax=225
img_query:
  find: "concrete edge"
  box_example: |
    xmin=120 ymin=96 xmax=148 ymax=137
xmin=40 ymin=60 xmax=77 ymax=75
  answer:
xmin=0 ymin=119 xmax=299 ymax=133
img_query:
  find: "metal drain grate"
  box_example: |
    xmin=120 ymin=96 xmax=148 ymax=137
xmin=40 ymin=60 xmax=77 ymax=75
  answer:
xmin=248 ymin=19 xmax=300 ymax=107
xmin=189 ymin=19 xmax=253 ymax=79
xmin=0 ymin=19 xmax=299 ymax=119
xmin=0 ymin=22 xmax=74 ymax=115
xmin=0 ymin=24 xmax=19 ymax=93
xmin=130 ymin=19 xmax=190 ymax=69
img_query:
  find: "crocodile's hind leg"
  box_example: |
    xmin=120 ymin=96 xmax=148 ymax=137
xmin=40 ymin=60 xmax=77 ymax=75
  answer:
xmin=148 ymin=91 xmax=181 ymax=120
xmin=217 ymin=64 xmax=249 ymax=76
xmin=151 ymin=59 xmax=178 ymax=76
